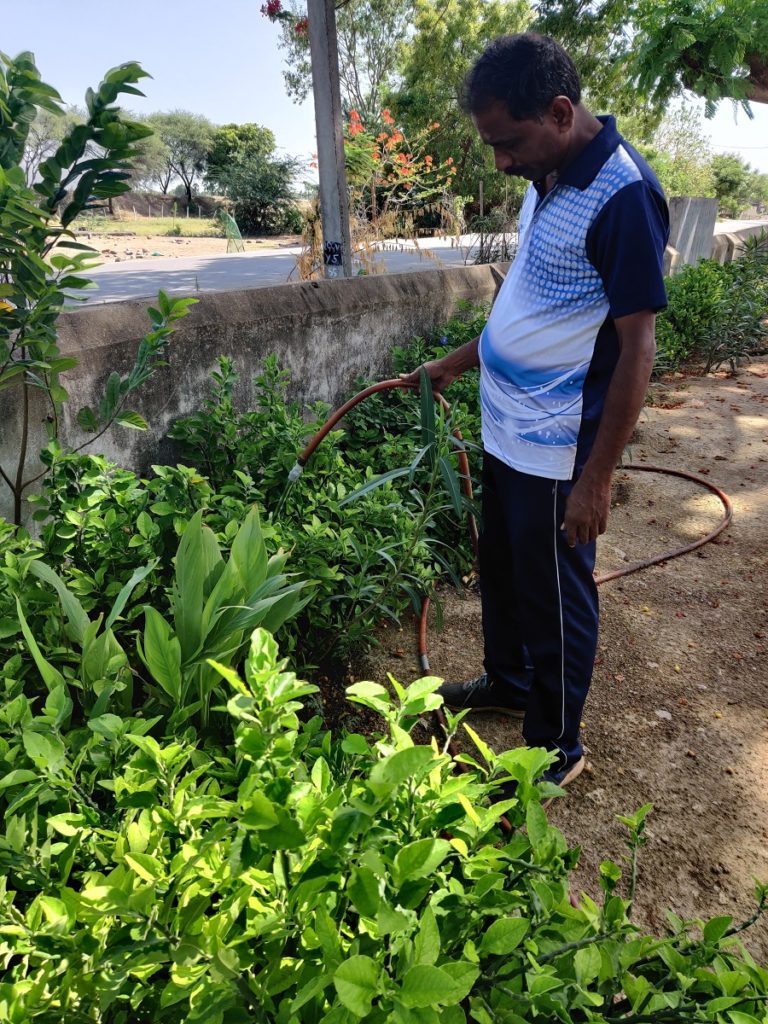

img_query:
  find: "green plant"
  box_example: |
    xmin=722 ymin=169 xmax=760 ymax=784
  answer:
xmin=0 ymin=628 xmax=765 ymax=1021
xmin=137 ymin=507 xmax=309 ymax=729
xmin=0 ymin=52 xmax=196 ymax=524
xmin=167 ymin=351 xmax=480 ymax=669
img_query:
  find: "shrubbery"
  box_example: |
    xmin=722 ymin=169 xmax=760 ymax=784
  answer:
xmin=656 ymin=234 xmax=768 ymax=373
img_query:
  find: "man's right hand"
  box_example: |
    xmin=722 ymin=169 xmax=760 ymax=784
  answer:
xmin=398 ymin=358 xmax=461 ymax=394
xmin=398 ymin=335 xmax=482 ymax=394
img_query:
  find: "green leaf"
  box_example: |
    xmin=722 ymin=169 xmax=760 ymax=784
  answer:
xmin=439 ymin=455 xmax=463 ymax=517
xmin=125 ymin=852 xmax=163 ymax=882
xmin=76 ymin=403 xmax=99 ymax=431
xmin=115 ymin=409 xmax=149 ymax=430
xmin=339 ymin=465 xmax=411 ymax=506
xmin=334 ymin=955 xmax=380 ymax=1017
xmin=393 ymin=839 xmax=451 ymax=886
xmin=479 ymin=917 xmax=529 ymax=955
xmin=574 ymin=944 xmax=602 ymax=986
xmin=526 ymin=800 xmax=550 ymax=851
xmin=414 ymin=905 xmax=440 ymax=965
xmin=348 ymin=868 xmax=381 ymax=918
xmin=0 ymin=769 xmax=39 ymax=791
xmin=400 ymin=962 xmax=479 ymax=1008
xmin=15 ymin=598 xmax=66 ymax=690
xmin=703 ymin=915 xmax=733 ymax=943
xmin=22 ymin=730 xmax=66 ymax=773
xmin=29 ymin=560 xmax=89 ymax=644
xmin=368 ymin=745 xmax=436 ymax=793
xmin=105 ymin=559 xmax=157 ymax=631
xmin=419 ymin=365 xmax=436 ymax=457
xmin=140 ymin=606 xmax=182 ymax=700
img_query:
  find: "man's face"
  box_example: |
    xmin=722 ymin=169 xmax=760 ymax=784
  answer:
xmin=472 ymin=99 xmax=571 ymax=182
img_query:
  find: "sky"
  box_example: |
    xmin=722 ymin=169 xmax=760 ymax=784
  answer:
xmin=3 ymin=0 xmax=768 ymax=175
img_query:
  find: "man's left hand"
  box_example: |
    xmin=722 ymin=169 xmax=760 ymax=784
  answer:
xmin=561 ymin=473 xmax=612 ymax=546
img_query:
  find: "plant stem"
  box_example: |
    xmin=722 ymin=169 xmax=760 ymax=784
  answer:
xmin=13 ymin=372 xmax=29 ymax=525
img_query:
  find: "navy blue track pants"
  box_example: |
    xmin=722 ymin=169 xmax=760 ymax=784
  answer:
xmin=480 ymin=451 xmax=599 ymax=770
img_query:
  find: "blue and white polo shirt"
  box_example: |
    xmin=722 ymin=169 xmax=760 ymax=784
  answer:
xmin=479 ymin=116 xmax=669 ymax=480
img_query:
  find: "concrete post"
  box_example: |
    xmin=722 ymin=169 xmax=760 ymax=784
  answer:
xmin=307 ymin=0 xmax=353 ymax=278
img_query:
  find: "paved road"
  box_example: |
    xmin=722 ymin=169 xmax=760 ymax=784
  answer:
xmin=76 ymin=235 xmax=510 ymax=305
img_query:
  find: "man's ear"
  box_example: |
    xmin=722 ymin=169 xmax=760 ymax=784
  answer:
xmin=550 ymin=96 xmax=575 ymax=132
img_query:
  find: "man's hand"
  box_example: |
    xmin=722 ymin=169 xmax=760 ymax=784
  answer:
xmin=561 ymin=472 xmax=612 ymax=547
xmin=398 ymin=335 xmax=482 ymax=394
xmin=399 ymin=358 xmax=461 ymax=394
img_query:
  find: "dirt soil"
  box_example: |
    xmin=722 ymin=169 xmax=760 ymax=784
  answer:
xmin=353 ymin=359 xmax=768 ymax=960
xmin=73 ymin=233 xmax=301 ymax=263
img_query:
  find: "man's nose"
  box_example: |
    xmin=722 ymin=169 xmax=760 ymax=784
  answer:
xmin=493 ymin=149 xmax=514 ymax=173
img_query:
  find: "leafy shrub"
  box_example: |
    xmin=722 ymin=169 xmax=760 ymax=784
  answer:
xmin=656 ymin=233 xmax=768 ymax=373
xmin=0 ymin=628 xmax=765 ymax=1022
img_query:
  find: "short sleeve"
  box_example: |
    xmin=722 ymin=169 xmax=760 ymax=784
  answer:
xmin=586 ymin=180 xmax=669 ymax=319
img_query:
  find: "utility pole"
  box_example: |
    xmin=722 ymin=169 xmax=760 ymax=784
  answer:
xmin=307 ymin=0 xmax=353 ymax=278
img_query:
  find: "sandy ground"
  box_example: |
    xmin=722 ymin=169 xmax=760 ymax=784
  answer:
xmin=353 ymin=359 xmax=768 ymax=960
xmin=72 ymin=233 xmax=302 ymax=262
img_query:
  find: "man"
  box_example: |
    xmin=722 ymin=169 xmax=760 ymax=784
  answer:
xmin=401 ymin=33 xmax=669 ymax=790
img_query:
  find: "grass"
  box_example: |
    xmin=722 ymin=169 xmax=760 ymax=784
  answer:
xmin=73 ymin=215 xmax=224 ymax=238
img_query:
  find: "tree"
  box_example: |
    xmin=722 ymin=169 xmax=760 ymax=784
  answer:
xmin=262 ymin=0 xmax=411 ymax=125
xmin=206 ymin=123 xmax=276 ymax=191
xmin=211 ymin=151 xmax=302 ymax=234
xmin=389 ymin=0 xmax=532 ymax=213
xmin=711 ymin=152 xmax=759 ymax=217
xmin=638 ymin=103 xmax=715 ymax=198
xmin=146 ymin=110 xmax=215 ymax=205
xmin=128 ymin=126 xmax=172 ymax=192
xmin=535 ymin=0 xmax=768 ymax=114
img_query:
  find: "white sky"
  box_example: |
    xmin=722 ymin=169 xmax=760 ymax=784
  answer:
xmin=3 ymin=0 xmax=768 ymax=174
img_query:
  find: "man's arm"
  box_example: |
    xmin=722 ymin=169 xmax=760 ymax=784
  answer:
xmin=561 ymin=310 xmax=656 ymax=547
xmin=399 ymin=336 xmax=480 ymax=392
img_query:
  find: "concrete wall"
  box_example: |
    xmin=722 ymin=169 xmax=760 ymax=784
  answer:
xmin=0 ymin=263 xmax=508 ymax=522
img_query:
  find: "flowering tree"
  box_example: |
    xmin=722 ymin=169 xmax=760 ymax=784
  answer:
xmin=343 ymin=108 xmax=455 ymax=224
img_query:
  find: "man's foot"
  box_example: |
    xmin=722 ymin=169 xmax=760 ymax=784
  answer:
xmin=436 ymin=672 xmax=528 ymax=718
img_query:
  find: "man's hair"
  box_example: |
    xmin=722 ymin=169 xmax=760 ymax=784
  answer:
xmin=461 ymin=33 xmax=581 ymax=121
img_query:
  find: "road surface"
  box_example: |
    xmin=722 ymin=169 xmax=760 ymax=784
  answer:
xmin=73 ymin=235 xmax=515 ymax=305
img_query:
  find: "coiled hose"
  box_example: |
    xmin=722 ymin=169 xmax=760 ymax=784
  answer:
xmin=290 ymin=379 xmax=733 ymax=833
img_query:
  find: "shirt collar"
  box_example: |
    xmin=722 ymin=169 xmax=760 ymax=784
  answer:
xmin=535 ymin=115 xmax=620 ymax=195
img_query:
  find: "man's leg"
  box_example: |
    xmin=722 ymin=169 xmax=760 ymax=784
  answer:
xmin=479 ymin=452 xmax=531 ymax=705
xmin=488 ymin=455 xmax=599 ymax=770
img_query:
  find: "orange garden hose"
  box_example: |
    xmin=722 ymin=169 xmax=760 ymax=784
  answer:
xmin=292 ymin=379 xmax=733 ymax=834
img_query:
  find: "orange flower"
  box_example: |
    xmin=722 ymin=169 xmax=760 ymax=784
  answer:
xmin=445 ymin=156 xmax=454 ymax=165
xmin=382 ymin=108 xmax=395 ymax=125
xmin=376 ymin=132 xmax=388 ymax=142
xmin=424 ymin=154 xmax=433 ymax=164
xmin=431 ymin=122 xmax=440 ymax=129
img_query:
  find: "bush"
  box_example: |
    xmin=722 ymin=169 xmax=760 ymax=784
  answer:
xmin=655 ymin=233 xmax=768 ymax=373
xmin=0 ymin=627 xmax=765 ymax=1021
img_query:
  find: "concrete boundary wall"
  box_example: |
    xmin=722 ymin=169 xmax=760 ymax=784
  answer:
xmin=1 ymin=263 xmax=508 ymax=521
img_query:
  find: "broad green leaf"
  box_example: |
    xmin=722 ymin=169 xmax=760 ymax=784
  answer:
xmin=22 ymin=730 xmax=67 ymax=773
xmin=393 ymin=839 xmax=451 ymax=886
xmin=400 ymin=963 xmax=479 ymax=1008
xmin=334 ymin=955 xmax=380 ymax=1017
xmin=703 ymin=915 xmax=733 ymax=943
xmin=16 ymin=598 xmax=67 ymax=690
xmin=115 ymin=409 xmax=149 ymax=430
xmin=574 ymin=944 xmax=602 ymax=986
xmin=348 ymin=867 xmax=380 ymax=918
xmin=30 ymin=555 xmax=90 ymax=644
xmin=125 ymin=852 xmax=163 ymax=883
xmin=141 ymin=606 xmax=182 ymax=700
xmin=526 ymin=800 xmax=550 ymax=851
xmin=46 ymin=812 xmax=87 ymax=837
xmin=0 ymin=769 xmax=39 ymax=791
xmin=479 ymin=917 xmax=529 ymax=956
xmin=414 ymin=905 xmax=440 ymax=965
xmin=368 ymin=746 xmax=436 ymax=793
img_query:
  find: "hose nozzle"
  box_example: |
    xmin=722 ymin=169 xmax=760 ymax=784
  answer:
xmin=287 ymin=462 xmax=304 ymax=484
